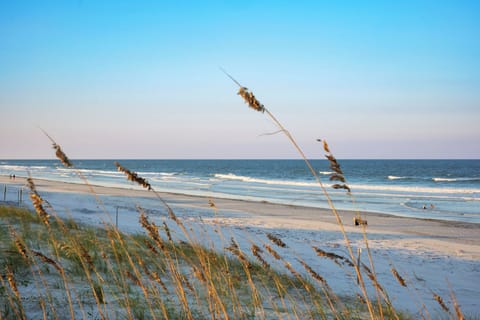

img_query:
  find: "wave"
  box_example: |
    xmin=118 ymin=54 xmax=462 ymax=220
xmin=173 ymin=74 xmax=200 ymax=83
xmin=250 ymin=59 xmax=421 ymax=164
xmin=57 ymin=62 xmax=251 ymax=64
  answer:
xmin=0 ymin=165 xmax=49 ymax=171
xmin=56 ymin=168 xmax=178 ymax=178
xmin=432 ymin=177 xmax=480 ymax=182
xmin=386 ymin=175 xmax=480 ymax=183
xmin=138 ymin=171 xmax=177 ymax=177
xmin=388 ymin=175 xmax=407 ymax=180
xmin=433 ymin=177 xmax=457 ymax=182
xmin=214 ymin=173 xmax=480 ymax=196
xmin=158 ymin=172 xmax=177 ymax=177
xmin=351 ymin=183 xmax=480 ymax=195
xmin=77 ymin=169 xmax=119 ymax=175
xmin=55 ymin=168 xmax=123 ymax=179
xmin=214 ymin=173 xmax=480 ymax=195
xmin=319 ymin=171 xmax=333 ymax=175
xmin=214 ymin=173 xmax=319 ymax=188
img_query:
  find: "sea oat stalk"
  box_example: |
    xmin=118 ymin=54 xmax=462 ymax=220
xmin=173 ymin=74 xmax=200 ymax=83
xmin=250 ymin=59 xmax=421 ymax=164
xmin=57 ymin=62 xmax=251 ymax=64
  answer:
xmin=40 ymin=128 xmax=73 ymax=167
xmin=433 ymin=292 xmax=450 ymax=314
xmin=115 ymin=162 xmax=152 ymax=190
xmin=391 ymin=268 xmax=407 ymax=287
xmin=223 ymin=70 xmax=378 ymax=318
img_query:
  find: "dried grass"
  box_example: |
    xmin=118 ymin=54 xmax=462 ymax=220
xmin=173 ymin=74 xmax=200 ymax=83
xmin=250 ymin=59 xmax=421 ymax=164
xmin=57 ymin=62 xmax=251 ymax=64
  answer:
xmin=267 ymin=232 xmax=287 ymax=248
xmin=115 ymin=161 xmax=152 ymax=190
xmin=433 ymin=292 xmax=450 ymax=313
xmin=391 ymin=268 xmax=407 ymax=287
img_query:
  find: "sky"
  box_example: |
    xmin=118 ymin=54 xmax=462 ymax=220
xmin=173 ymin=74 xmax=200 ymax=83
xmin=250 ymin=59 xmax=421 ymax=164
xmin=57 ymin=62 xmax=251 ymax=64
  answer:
xmin=1 ymin=0 xmax=479 ymax=159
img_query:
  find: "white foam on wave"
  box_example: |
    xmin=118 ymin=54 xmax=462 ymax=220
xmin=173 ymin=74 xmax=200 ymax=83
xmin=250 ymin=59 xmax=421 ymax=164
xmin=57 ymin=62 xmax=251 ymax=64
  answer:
xmin=433 ymin=177 xmax=457 ymax=182
xmin=56 ymin=168 xmax=178 ymax=179
xmin=387 ymin=175 xmax=480 ymax=183
xmin=137 ymin=171 xmax=177 ymax=176
xmin=319 ymin=171 xmax=334 ymax=175
xmin=56 ymin=168 xmax=123 ymax=178
xmin=214 ymin=173 xmax=480 ymax=195
xmin=79 ymin=169 xmax=119 ymax=175
xmin=432 ymin=177 xmax=480 ymax=182
xmin=351 ymin=183 xmax=480 ymax=195
xmin=0 ymin=165 xmax=48 ymax=171
xmin=214 ymin=173 xmax=319 ymax=188
xmin=160 ymin=172 xmax=177 ymax=176
xmin=388 ymin=175 xmax=406 ymax=180
xmin=149 ymin=176 xmax=208 ymax=187
xmin=354 ymin=190 xmax=479 ymax=202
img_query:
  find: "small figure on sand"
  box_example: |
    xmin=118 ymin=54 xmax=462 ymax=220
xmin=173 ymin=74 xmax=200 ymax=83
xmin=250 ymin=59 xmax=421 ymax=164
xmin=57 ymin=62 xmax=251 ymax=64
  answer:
xmin=353 ymin=216 xmax=368 ymax=226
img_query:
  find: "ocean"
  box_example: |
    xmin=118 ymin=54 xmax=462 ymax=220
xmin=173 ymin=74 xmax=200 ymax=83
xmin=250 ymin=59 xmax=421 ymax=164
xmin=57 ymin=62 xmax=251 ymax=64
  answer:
xmin=1 ymin=159 xmax=479 ymax=223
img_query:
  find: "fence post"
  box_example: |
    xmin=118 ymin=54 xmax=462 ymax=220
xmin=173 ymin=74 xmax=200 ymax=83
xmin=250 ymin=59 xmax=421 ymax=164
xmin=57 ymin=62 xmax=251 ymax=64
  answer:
xmin=18 ymin=188 xmax=23 ymax=204
xmin=116 ymin=206 xmax=119 ymax=228
xmin=3 ymin=185 xmax=6 ymax=201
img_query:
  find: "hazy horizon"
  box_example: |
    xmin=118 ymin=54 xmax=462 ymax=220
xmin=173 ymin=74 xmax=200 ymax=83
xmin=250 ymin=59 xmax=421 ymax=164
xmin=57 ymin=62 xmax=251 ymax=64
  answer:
xmin=1 ymin=1 xmax=479 ymax=160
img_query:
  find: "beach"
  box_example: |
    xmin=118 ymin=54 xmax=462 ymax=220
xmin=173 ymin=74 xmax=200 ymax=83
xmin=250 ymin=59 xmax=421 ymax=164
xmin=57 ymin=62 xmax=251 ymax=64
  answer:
xmin=2 ymin=174 xmax=479 ymax=315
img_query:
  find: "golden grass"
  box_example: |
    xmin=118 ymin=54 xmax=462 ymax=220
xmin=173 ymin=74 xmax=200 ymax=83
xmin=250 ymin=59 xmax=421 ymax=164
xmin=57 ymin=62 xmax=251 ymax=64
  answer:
xmin=4 ymin=203 xmax=360 ymax=319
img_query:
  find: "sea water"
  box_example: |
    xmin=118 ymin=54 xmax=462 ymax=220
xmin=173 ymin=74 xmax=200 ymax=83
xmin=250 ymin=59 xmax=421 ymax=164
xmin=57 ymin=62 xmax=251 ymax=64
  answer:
xmin=1 ymin=159 xmax=479 ymax=223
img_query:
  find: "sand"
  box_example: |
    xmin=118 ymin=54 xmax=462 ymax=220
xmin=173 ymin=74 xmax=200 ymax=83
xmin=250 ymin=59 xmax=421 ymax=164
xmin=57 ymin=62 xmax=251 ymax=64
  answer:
xmin=2 ymin=175 xmax=480 ymax=314
xmin=3 ymin=175 xmax=478 ymax=259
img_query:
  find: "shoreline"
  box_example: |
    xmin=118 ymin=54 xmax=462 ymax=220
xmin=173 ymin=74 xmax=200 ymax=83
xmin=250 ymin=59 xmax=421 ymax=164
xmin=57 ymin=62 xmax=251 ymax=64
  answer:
xmin=2 ymin=174 xmax=478 ymax=224
xmin=2 ymin=175 xmax=479 ymax=260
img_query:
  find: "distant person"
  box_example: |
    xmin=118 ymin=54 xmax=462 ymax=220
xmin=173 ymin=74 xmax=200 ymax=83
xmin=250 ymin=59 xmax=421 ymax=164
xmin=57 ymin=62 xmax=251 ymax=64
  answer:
xmin=12 ymin=174 xmax=15 ymax=180
xmin=422 ymin=205 xmax=427 ymax=210
xmin=430 ymin=204 xmax=435 ymax=209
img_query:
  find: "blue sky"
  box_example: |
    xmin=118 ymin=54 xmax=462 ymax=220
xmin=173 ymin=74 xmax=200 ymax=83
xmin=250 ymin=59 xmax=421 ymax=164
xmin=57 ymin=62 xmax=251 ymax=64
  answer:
xmin=1 ymin=0 xmax=479 ymax=159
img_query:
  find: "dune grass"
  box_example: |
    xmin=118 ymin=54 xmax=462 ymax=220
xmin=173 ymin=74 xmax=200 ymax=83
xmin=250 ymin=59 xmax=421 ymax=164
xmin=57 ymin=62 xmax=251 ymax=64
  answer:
xmin=0 ymin=204 xmax=377 ymax=319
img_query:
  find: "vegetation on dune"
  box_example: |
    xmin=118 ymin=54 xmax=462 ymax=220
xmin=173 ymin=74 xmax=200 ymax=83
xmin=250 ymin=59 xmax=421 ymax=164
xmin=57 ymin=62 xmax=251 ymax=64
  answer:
xmin=0 ymin=205 xmax=372 ymax=319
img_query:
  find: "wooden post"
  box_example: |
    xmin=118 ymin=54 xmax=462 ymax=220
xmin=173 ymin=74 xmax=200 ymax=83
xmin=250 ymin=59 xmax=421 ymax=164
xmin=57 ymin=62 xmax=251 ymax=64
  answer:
xmin=116 ymin=206 xmax=119 ymax=228
xmin=19 ymin=189 xmax=22 ymax=204
xmin=3 ymin=185 xmax=6 ymax=201
xmin=19 ymin=188 xmax=23 ymax=204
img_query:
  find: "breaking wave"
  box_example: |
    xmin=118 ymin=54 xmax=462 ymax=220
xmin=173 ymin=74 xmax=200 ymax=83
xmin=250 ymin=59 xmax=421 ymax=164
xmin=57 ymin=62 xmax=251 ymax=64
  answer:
xmin=214 ymin=173 xmax=319 ymax=188
xmin=388 ymin=175 xmax=407 ymax=180
xmin=214 ymin=173 xmax=480 ymax=195
xmin=432 ymin=177 xmax=480 ymax=182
